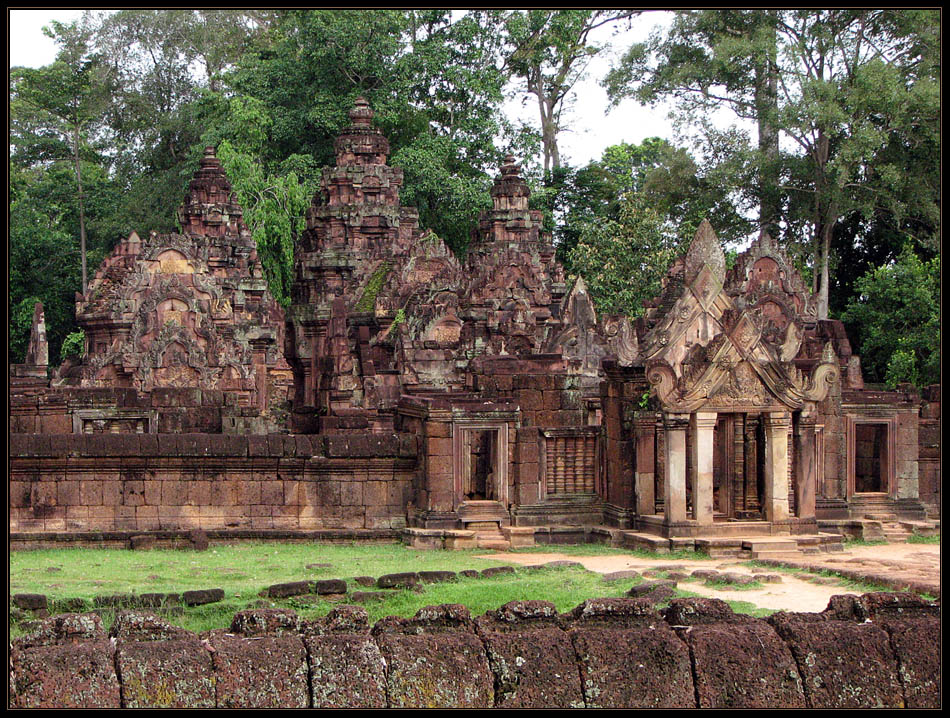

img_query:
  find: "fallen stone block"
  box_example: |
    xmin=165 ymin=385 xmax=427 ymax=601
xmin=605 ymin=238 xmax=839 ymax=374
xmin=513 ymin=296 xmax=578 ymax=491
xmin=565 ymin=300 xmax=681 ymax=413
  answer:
xmin=481 ymin=565 xmax=516 ymax=578
xmin=377 ymin=572 xmax=420 ymax=589
xmin=182 ymin=588 xmax=224 ymax=606
xmin=12 ymin=593 xmax=48 ymax=611
xmin=265 ymin=581 xmax=311 ymax=599
xmin=313 ymin=579 xmax=348 ymax=595
xmin=418 ymin=570 xmax=457 ymax=584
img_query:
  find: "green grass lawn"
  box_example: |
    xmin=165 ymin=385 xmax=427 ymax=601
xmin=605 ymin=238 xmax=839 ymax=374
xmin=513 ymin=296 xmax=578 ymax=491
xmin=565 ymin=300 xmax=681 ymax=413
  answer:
xmin=9 ymin=542 xmax=657 ymax=634
xmin=906 ymin=532 xmax=940 ymax=544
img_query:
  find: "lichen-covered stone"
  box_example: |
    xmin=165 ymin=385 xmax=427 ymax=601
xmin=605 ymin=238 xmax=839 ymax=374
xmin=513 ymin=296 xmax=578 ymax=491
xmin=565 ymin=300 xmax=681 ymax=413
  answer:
xmin=209 ymin=633 xmax=308 ymax=708
xmin=230 ymin=608 xmax=300 ymax=636
xmin=116 ymin=636 xmax=215 ymax=708
xmin=566 ymin=598 xmax=694 ymax=708
xmin=11 ymin=641 xmax=120 ymax=708
xmin=663 ymin=597 xmax=757 ymax=626
xmin=684 ymin=621 xmax=805 ymax=707
xmin=877 ymin=615 xmax=941 ymax=708
xmin=373 ymin=604 xmax=493 ymax=708
xmin=768 ymin=613 xmax=903 ymax=708
xmin=112 ymin=612 xmax=213 ymax=708
xmin=476 ymin=601 xmax=583 ymax=708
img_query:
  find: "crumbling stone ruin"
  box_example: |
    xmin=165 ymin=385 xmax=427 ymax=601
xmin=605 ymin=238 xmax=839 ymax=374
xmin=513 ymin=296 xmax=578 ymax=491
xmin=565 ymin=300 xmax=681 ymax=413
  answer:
xmin=9 ymin=98 xmax=939 ymax=547
xmin=8 ymin=593 xmax=940 ymax=708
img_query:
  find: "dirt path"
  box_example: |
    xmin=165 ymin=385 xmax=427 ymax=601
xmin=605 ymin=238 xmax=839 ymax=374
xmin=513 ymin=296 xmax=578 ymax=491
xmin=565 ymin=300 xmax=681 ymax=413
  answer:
xmin=475 ymin=542 xmax=940 ymax=614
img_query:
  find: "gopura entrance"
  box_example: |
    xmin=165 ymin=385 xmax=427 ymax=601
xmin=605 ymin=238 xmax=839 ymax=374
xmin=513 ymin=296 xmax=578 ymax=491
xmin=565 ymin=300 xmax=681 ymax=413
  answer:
xmin=613 ymin=222 xmax=840 ymax=538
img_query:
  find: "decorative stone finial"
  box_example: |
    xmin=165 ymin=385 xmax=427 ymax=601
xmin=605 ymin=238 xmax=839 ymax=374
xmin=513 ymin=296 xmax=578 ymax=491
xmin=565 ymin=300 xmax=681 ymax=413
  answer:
xmin=501 ymin=155 xmax=520 ymax=177
xmin=349 ymin=97 xmax=374 ymax=127
xmin=683 ymin=219 xmax=725 ymax=285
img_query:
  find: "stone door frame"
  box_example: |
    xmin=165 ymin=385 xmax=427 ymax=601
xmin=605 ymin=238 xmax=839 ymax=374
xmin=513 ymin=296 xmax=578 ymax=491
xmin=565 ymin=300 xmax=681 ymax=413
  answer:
xmin=452 ymin=420 xmax=510 ymax=509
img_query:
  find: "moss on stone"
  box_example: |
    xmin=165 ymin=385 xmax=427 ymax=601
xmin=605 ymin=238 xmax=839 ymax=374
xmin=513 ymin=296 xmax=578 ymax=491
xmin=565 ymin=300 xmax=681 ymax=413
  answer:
xmin=355 ymin=262 xmax=392 ymax=313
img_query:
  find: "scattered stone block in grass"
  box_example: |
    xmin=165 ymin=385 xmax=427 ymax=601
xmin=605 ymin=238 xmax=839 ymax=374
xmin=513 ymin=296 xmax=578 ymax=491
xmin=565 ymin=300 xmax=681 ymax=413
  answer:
xmin=52 ymin=598 xmax=89 ymax=614
xmin=754 ymin=573 xmax=783 ymax=583
xmin=716 ymin=572 xmax=756 ymax=586
xmin=602 ymin=570 xmax=640 ymax=582
xmin=481 ymin=565 xmax=516 ymax=578
xmin=543 ymin=560 xmax=585 ymax=569
xmin=352 ymin=575 xmax=376 ymax=587
xmin=313 ymin=579 xmax=348 ymax=595
xmin=13 ymin=593 xmax=48 ymax=611
xmin=265 ymin=581 xmax=311 ymax=599
xmin=418 ymin=570 xmax=457 ymax=584
xmin=459 ymin=569 xmax=481 ymax=578
xmin=690 ymin=569 xmax=719 ymax=580
xmin=182 ymin=588 xmax=224 ymax=606
xmin=377 ymin=572 xmax=420 ymax=589
xmin=666 ymin=571 xmax=689 ymax=581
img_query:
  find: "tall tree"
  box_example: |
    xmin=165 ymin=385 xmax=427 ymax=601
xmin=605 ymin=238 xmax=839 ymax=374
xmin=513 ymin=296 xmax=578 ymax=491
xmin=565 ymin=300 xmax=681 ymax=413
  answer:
xmin=504 ymin=10 xmax=635 ymax=175
xmin=12 ymin=19 xmax=113 ymax=292
xmin=607 ymin=9 xmax=939 ymax=319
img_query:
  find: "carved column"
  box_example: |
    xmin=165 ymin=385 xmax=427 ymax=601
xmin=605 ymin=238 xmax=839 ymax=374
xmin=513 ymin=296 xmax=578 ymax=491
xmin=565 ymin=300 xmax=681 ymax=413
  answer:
xmin=663 ymin=413 xmax=690 ymax=523
xmin=634 ymin=414 xmax=656 ymax=516
xmin=794 ymin=404 xmax=818 ymax=520
xmin=690 ymin=411 xmax=717 ymax=524
xmin=762 ymin=411 xmax=792 ymax=521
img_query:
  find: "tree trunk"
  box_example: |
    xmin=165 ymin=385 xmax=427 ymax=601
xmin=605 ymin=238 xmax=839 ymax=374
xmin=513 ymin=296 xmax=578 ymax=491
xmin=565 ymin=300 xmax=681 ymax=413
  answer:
xmin=754 ymin=15 xmax=780 ymax=239
xmin=73 ymin=124 xmax=88 ymax=294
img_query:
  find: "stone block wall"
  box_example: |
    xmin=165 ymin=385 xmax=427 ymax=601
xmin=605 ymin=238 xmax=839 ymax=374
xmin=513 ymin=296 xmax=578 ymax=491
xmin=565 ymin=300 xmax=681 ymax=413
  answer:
xmin=918 ymin=385 xmax=940 ymax=513
xmin=9 ymin=433 xmax=418 ymax=534
xmin=9 ymin=593 xmax=939 ymax=708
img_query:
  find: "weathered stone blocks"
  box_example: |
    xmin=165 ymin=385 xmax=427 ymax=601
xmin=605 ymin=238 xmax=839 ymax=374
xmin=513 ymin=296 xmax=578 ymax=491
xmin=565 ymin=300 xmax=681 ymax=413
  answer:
xmin=373 ymin=604 xmax=494 ymax=708
xmin=566 ymin=598 xmax=694 ymax=708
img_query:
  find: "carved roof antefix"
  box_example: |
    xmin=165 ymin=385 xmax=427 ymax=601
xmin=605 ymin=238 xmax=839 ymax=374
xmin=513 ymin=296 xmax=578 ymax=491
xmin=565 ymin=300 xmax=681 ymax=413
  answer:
xmin=642 ymin=220 xmax=839 ymax=414
xmin=725 ymin=231 xmax=818 ymax=326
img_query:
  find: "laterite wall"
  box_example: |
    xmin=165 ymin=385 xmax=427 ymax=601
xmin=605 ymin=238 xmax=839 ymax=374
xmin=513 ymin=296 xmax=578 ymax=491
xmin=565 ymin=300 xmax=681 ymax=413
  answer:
xmin=9 ymin=593 xmax=939 ymax=709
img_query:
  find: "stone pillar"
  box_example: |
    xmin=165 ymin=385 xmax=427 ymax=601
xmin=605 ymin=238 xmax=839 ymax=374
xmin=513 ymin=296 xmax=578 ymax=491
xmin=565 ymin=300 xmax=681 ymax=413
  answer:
xmin=634 ymin=414 xmax=656 ymax=515
xmin=794 ymin=406 xmax=818 ymax=520
xmin=663 ymin=413 xmax=690 ymax=523
xmin=763 ymin=411 xmax=792 ymax=521
xmin=690 ymin=412 xmax=717 ymax=524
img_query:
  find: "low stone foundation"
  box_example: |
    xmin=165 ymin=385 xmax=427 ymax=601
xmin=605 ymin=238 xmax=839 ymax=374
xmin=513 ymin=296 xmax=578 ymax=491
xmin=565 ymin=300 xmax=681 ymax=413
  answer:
xmin=9 ymin=592 xmax=939 ymax=708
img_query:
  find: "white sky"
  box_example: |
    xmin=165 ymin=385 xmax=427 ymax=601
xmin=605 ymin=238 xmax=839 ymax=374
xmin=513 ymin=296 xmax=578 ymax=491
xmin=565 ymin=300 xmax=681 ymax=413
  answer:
xmin=8 ymin=9 xmax=690 ymax=168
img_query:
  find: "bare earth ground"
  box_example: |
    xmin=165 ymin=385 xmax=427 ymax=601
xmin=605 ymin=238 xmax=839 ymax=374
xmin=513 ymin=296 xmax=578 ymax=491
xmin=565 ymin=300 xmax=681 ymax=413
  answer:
xmin=475 ymin=542 xmax=940 ymax=614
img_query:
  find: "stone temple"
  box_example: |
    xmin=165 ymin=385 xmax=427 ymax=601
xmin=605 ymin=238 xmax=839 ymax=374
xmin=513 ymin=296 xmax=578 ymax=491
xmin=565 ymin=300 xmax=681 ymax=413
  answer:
xmin=10 ymin=99 xmax=940 ymax=552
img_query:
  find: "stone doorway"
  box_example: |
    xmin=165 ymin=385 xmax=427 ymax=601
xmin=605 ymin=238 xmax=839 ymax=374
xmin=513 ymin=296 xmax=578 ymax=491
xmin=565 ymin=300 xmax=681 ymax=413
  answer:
xmin=712 ymin=413 xmax=765 ymax=521
xmin=453 ymin=422 xmax=510 ymax=510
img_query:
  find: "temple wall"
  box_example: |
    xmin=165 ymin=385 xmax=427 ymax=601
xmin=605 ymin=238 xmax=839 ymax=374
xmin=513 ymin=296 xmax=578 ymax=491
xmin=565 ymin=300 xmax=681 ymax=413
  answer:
xmin=9 ymin=594 xmax=939 ymax=708
xmin=9 ymin=433 xmax=417 ymax=535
